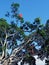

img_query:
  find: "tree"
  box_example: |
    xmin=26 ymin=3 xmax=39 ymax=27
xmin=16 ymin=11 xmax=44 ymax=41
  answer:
xmin=0 ymin=2 xmax=25 ymax=59
xmin=0 ymin=2 xmax=49 ymax=65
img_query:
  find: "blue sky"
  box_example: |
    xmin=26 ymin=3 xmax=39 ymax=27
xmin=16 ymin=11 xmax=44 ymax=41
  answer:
xmin=0 ymin=0 xmax=49 ymax=24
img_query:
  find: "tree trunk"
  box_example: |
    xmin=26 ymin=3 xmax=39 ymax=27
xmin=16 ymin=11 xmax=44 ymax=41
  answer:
xmin=0 ymin=50 xmax=5 ymax=60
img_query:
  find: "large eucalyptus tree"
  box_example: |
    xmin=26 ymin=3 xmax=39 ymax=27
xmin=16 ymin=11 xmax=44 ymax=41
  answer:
xmin=0 ymin=2 xmax=49 ymax=65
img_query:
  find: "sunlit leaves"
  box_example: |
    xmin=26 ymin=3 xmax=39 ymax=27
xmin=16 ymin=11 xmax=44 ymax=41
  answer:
xmin=40 ymin=30 xmax=46 ymax=37
xmin=0 ymin=18 xmax=9 ymax=29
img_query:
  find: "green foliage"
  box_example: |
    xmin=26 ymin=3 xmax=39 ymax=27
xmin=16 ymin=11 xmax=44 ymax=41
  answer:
xmin=17 ymin=15 xmax=24 ymax=23
xmin=20 ymin=18 xmax=24 ymax=23
xmin=10 ymin=21 xmax=17 ymax=28
xmin=0 ymin=18 xmax=9 ymax=29
xmin=37 ymin=28 xmax=46 ymax=38
xmin=11 ymin=3 xmax=19 ymax=8
xmin=39 ymin=24 xmax=44 ymax=27
xmin=34 ymin=17 xmax=41 ymax=24
xmin=11 ymin=3 xmax=24 ymax=24
xmin=46 ymin=19 xmax=49 ymax=28
xmin=45 ymin=39 xmax=49 ymax=52
xmin=40 ymin=30 xmax=46 ymax=37
xmin=16 ymin=27 xmax=24 ymax=35
xmin=0 ymin=2 xmax=49 ymax=60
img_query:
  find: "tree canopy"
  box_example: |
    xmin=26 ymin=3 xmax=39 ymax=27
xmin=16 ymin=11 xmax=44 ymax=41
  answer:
xmin=0 ymin=2 xmax=49 ymax=65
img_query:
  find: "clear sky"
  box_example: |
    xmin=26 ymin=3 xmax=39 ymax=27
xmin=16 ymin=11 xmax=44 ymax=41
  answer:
xmin=0 ymin=0 xmax=49 ymax=24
